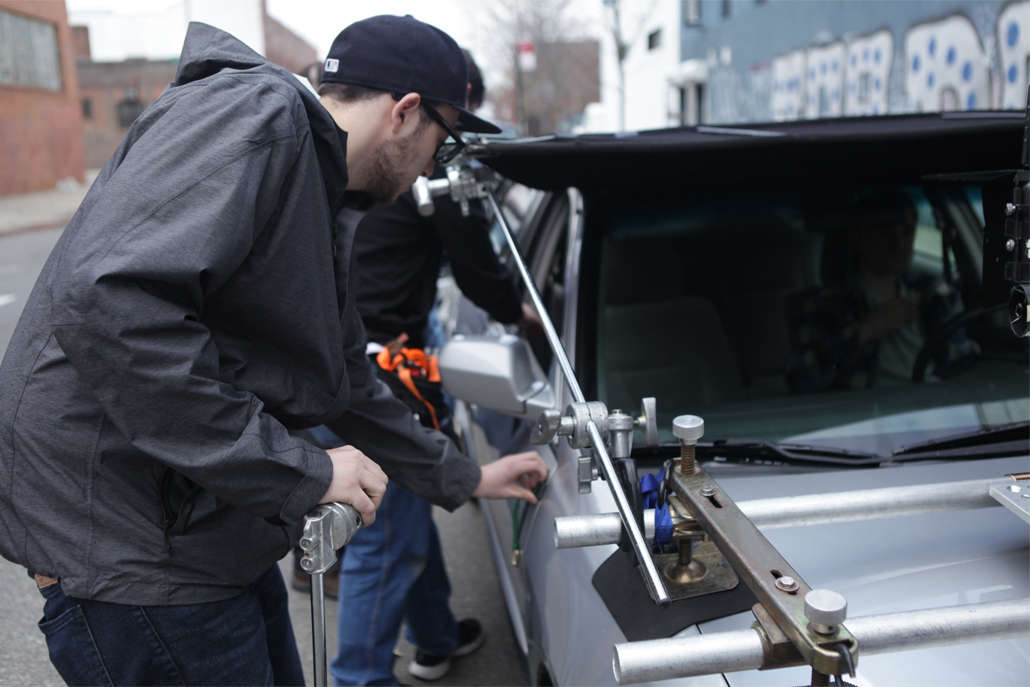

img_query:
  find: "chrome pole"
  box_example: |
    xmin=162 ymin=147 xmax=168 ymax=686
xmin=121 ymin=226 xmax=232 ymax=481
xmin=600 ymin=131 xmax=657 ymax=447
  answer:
xmin=310 ymin=573 xmax=327 ymax=687
xmin=555 ymin=476 xmax=1007 ymax=549
xmin=485 ymin=191 xmax=583 ymax=402
xmin=738 ymin=476 xmax=1002 ymax=529
xmin=485 ymin=190 xmax=670 ymax=607
xmin=612 ymin=599 xmax=1030 ymax=684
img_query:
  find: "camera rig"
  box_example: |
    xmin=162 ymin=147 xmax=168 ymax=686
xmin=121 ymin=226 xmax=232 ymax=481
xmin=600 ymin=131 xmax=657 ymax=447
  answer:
xmin=424 ymin=148 xmax=1029 ymax=686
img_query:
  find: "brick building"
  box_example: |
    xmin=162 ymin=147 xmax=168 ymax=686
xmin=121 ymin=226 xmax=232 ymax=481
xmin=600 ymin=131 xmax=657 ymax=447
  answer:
xmin=77 ymin=57 xmax=178 ymax=169
xmin=0 ymin=0 xmax=85 ymax=196
xmin=73 ymin=5 xmax=318 ymax=170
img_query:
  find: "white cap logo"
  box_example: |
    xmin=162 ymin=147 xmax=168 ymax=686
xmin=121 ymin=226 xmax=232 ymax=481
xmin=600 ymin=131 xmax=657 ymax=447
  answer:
xmin=324 ymin=58 xmax=339 ymax=73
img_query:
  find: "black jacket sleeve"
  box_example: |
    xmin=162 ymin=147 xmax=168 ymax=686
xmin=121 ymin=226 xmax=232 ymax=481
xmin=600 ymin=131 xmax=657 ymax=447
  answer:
xmin=432 ymin=192 xmax=524 ymax=326
xmin=323 ymin=261 xmax=482 ymax=511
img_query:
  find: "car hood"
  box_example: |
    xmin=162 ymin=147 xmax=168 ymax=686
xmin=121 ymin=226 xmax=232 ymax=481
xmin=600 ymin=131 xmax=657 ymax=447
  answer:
xmin=694 ymin=455 xmax=1029 ymax=687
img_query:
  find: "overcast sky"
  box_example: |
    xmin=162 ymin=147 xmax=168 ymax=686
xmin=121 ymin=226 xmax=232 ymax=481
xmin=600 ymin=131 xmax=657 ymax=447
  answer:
xmin=65 ymin=0 xmax=607 ymax=93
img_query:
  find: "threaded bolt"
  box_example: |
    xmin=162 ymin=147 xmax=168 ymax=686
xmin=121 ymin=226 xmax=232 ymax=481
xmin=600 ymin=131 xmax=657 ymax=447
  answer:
xmin=680 ymin=443 xmax=696 ymax=474
xmin=672 ymin=415 xmax=704 ymax=475
xmin=677 ymin=538 xmax=693 ymax=566
xmin=811 ymin=669 xmax=830 ymax=687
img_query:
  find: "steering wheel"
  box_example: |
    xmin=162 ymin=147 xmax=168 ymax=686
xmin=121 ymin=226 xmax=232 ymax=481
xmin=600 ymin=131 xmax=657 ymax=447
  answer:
xmin=911 ymin=303 xmax=1006 ymax=383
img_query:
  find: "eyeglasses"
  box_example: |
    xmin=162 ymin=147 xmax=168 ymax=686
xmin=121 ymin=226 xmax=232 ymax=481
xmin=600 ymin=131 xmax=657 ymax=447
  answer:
xmin=391 ymin=93 xmax=466 ymax=164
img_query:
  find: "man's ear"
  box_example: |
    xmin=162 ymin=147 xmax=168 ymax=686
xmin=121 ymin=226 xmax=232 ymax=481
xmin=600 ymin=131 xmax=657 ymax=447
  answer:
xmin=390 ymin=92 xmax=422 ymax=135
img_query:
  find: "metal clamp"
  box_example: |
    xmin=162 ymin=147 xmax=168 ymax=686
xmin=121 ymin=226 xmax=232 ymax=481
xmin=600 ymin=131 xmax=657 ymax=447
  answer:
xmin=531 ymin=401 xmax=609 ymax=449
xmin=411 ymin=160 xmax=499 ymax=217
xmin=300 ymin=503 xmax=362 ymax=574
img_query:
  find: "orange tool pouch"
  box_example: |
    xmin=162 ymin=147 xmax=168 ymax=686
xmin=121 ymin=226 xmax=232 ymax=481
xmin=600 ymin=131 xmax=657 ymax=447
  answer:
xmin=376 ymin=345 xmax=443 ymax=431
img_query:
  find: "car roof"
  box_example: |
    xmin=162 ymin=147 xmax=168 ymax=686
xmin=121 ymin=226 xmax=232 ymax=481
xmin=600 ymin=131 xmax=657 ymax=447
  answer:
xmin=470 ymin=112 xmax=1027 ymax=193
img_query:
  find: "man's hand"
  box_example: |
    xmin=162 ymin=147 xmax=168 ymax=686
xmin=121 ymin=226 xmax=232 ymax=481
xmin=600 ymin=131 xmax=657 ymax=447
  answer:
xmin=520 ymin=302 xmax=544 ymax=338
xmin=319 ymin=446 xmax=389 ymax=525
xmin=473 ymin=451 xmax=548 ymax=503
xmin=857 ymin=298 xmax=919 ymax=346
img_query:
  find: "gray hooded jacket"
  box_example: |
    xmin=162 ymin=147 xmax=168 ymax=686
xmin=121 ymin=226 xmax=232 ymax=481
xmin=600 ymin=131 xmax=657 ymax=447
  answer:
xmin=0 ymin=24 xmax=480 ymax=605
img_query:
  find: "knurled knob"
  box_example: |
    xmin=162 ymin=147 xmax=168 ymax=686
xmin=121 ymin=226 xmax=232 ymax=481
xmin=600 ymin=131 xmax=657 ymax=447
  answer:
xmin=804 ymin=589 xmax=848 ymax=633
xmin=672 ymin=415 xmax=704 ymax=444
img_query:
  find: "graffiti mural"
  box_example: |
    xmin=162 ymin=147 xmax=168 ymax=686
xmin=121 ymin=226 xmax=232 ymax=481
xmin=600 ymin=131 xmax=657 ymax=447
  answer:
xmin=904 ymin=15 xmax=990 ymax=111
xmin=998 ymin=1 xmax=1030 ymax=109
xmin=772 ymin=49 xmax=806 ymax=121
xmin=682 ymin=2 xmax=1026 ymax=127
xmin=805 ymin=42 xmax=847 ymax=118
xmin=845 ymin=30 xmax=894 ymax=116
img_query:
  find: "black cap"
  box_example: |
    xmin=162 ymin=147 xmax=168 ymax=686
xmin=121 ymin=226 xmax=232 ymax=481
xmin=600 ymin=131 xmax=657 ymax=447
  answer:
xmin=321 ymin=15 xmax=501 ymax=135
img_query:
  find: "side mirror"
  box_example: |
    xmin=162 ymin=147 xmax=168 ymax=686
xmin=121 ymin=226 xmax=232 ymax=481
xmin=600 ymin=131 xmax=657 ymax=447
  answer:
xmin=438 ymin=334 xmax=555 ymax=420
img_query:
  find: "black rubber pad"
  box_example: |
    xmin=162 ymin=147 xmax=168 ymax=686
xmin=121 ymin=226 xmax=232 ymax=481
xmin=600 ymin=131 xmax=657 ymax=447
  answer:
xmin=591 ymin=549 xmax=758 ymax=642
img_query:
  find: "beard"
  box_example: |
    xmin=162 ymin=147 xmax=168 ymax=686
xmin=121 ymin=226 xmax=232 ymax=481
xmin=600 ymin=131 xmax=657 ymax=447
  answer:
xmin=363 ymin=132 xmax=423 ymax=204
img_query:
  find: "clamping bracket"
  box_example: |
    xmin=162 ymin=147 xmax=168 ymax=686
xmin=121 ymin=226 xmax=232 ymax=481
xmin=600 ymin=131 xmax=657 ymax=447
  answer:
xmin=670 ymin=468 xmax=859 ymax=677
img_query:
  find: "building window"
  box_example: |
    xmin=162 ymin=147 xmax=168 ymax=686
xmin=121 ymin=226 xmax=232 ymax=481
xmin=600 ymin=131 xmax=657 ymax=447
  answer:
xmin=858 ymin=74 xmax=870 ymax=104
xmin=0 ymin=9 xmax=63 ymax=90
xmin=722 ymin=0 xmax=732 ymax=19
xmin=117 ymin=88 xmax=144 ymax=127
xmin=683 ymin=0 xmax=701 ymax=26
xmin=82 ymin=98 xmax=92 ymax=119
xmin=648 ymin=29 xmax=662 ymax=51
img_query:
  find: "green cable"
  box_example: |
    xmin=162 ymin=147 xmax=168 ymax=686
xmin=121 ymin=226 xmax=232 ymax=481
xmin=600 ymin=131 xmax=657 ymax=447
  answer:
xmin=511 ymin=483 xmax=544 ymax=552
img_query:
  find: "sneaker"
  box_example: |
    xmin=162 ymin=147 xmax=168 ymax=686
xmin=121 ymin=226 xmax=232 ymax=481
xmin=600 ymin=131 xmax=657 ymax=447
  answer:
xmin=407 ymin=619 xmax=485 ymax=681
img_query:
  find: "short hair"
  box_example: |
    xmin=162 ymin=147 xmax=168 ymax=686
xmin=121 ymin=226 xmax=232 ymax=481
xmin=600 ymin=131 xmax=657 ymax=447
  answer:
xmin=317 ymin=82 xmax=385 ymax=104
xmin=317 ymin=82 xmax=431 ymax=129
xmin=463 ymin=49 xmax=484 ymax=111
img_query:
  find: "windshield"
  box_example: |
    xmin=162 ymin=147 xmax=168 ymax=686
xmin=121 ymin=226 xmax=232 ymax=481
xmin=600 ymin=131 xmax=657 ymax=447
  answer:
xmin=593 ymin=182 xmax=1029 ymax=455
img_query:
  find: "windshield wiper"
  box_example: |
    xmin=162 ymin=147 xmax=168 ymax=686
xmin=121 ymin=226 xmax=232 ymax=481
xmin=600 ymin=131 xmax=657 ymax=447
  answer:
xmin=631 ymin=423 xmax=1030 ymax=468
xmin=891 ymin=421 xmax=1030 ymax=460
xmin=633 ymin=440 xmax=883 ymax=468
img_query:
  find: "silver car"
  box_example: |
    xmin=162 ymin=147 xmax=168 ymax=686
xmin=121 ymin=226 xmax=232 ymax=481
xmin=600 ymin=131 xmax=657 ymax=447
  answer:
xmin=439 ymin=112 xmax=1029 ymax=687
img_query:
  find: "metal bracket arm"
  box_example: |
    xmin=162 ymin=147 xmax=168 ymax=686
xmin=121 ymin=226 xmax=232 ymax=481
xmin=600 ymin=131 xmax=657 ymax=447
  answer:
xmin=670 ymin=468 xmax=858 ymax=676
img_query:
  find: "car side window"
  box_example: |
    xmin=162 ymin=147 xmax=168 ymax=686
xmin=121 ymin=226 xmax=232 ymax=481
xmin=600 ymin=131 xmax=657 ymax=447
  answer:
xmin=911 ymin=189 xmax=954 ymax=278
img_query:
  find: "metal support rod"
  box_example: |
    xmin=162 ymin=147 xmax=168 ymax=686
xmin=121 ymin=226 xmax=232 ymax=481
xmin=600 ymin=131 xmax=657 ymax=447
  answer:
xmin=310 ymin=573 xmax=327 ymax=687
xmin=739 ymin=476 xmax=1003 ymax=529
xmin=485 ymin=190 xmax=583 ymax=402
xmin=587 ymin=421 xmax=671 ymax=606
xmin=612 ymin=599 xmax=1030 ymax=684
xmin=555 ymin=477 xmax=1005 ymax=549
xmin=485 ymin=189 xmax=670 ymax=607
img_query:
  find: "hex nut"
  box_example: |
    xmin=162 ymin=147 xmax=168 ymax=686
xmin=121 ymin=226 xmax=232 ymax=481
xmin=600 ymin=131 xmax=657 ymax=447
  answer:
xmin=672 ymin=415 xmax=705 ymax=443
xmin=805 ymin=589 xmax=848 ymax=627
xmin=774 ymin=576 xmax=799 ymax=592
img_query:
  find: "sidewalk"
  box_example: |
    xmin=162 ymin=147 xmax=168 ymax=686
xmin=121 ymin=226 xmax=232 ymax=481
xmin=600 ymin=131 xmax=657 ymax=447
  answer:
xmin=0 ymin=170 xmax=99 ymax=236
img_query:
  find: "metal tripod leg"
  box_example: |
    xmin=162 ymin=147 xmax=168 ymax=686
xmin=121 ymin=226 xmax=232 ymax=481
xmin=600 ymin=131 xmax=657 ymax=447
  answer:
xmin=300 ymin=503 xmax=363 ymax=687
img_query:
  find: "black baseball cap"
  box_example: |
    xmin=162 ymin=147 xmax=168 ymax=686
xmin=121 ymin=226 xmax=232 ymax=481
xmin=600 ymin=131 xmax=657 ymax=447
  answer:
xmin=321 ymin=15 xmax=501 ymax=135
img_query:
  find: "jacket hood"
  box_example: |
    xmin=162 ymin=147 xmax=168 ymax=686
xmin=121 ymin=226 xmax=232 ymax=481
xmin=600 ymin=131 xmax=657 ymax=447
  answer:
xmin=176 ymin=22 xmax=351 ymax=213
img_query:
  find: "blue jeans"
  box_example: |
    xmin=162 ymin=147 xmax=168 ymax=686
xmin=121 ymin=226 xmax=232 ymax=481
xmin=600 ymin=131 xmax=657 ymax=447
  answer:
xmin=36 ymin=565 xmax=304 ymax=686
xmin=330 ymin=482 xmax=458 ymax=686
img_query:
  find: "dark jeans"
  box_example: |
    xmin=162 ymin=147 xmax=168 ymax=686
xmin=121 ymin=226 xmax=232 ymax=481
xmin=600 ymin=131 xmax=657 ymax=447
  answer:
xmin=36 ymin=565 xmax=305 ymax=686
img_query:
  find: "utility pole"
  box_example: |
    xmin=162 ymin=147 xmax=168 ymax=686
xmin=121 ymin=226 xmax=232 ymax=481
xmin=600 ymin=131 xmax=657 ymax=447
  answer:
xmin=603 ymin=0 xmax=628 ymax=131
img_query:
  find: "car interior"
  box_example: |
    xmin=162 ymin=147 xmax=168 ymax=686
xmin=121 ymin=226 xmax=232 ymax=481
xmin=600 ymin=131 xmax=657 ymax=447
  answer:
xmin=585 ymin=183 xmax=1027 ymax=444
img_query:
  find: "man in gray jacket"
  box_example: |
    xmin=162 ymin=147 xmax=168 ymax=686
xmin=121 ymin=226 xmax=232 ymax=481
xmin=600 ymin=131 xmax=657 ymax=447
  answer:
xmin=0 ymin=15 xmax=545 ymax=686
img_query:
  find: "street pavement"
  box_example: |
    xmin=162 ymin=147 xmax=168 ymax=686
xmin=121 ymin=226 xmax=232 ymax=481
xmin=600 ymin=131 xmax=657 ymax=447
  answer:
xmin=0 ymin=190 xmax=528 ymax=686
